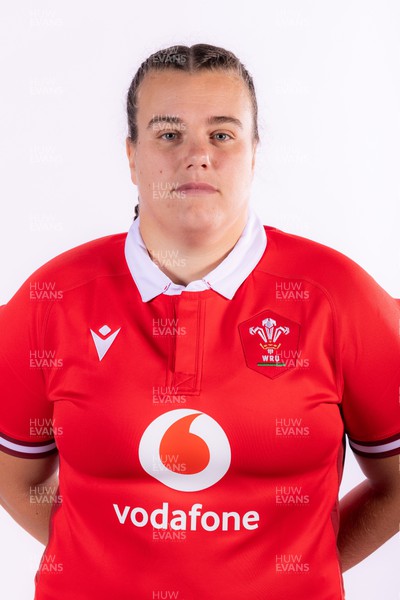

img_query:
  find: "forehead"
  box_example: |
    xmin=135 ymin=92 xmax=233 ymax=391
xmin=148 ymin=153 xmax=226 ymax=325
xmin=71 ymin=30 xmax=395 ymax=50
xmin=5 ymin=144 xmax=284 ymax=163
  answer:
xmin=136 ymin=70 xmax=253 ymax=125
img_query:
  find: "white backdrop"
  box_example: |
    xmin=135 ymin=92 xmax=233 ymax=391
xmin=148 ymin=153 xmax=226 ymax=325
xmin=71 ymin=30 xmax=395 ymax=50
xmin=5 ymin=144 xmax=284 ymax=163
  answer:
xmin=0 ymin=1 xmax=399 ymax=598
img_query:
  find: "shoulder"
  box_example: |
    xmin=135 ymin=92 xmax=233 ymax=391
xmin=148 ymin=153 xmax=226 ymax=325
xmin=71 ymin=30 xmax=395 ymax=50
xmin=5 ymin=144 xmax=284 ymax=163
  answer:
xmin=22 ymin=232 xmax=129 ymax=293
xmin=0 ymin=233 xmax=129 ymax=314
xmin=258 ymin=226 xmax=399 ymax=323
xmin=261 ymin=226 xmax=392 ymax=297
xmin=263 ymin=226 xmax=360 ymax=273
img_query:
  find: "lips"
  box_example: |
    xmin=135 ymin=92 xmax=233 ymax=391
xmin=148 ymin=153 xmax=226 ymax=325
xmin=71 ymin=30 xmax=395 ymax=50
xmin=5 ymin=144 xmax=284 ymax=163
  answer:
xmin=175 ymin=182 xmax=218 ymax=193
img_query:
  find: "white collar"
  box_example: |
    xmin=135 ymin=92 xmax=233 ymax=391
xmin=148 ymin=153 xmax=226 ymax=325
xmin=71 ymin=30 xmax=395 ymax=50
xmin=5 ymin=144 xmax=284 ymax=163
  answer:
xmin=124 ymin=208 xmax=267 ymax=302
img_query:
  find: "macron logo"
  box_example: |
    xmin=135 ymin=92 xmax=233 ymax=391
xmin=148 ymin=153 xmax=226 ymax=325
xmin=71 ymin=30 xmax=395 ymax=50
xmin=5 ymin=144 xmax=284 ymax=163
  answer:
xmin=90 ymin=324 xmax=121 ymax=361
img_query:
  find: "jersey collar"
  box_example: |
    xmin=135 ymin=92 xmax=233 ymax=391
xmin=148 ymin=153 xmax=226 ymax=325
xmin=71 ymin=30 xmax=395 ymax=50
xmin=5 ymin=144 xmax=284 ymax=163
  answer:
xmin=124 ymin=208 xmax=267 ymax=302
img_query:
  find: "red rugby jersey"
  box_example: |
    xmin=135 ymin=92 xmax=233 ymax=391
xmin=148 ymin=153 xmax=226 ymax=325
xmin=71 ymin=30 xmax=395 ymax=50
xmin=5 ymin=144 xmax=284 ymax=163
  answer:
xmin=0 ymin=224 xmax=399 ymax=600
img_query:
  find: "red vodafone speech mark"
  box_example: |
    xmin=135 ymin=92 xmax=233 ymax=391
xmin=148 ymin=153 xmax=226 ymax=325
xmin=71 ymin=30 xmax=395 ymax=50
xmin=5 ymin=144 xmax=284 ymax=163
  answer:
xmin=159 ymin=414 xmax=210 ymax=474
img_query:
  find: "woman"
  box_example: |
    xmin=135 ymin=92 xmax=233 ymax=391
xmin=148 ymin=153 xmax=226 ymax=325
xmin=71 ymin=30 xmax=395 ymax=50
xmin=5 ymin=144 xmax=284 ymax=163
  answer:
xmin=0 ymin=43 xmax=399 ymax=600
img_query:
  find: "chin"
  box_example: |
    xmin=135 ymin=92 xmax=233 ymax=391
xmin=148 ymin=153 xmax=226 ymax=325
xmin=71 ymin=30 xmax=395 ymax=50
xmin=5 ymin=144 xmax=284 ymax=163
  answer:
xmin=175 ymin=208 xmax=225 ymax=231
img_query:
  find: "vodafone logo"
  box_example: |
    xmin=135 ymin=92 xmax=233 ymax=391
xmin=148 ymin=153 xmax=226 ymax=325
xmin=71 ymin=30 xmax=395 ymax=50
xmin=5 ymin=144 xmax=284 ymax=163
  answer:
xmin=114 ymin=411 xmax=259 ymax=532
xmin=138 ymin=409 xmax=231 ymax=492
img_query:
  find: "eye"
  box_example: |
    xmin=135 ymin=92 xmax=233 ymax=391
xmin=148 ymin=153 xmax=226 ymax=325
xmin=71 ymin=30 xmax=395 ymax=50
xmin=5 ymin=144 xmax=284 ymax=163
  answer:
xmin=213 ymin=132 xmax=232 ymax=141
xmin=160 ymin=132 xmax=179 ymax=141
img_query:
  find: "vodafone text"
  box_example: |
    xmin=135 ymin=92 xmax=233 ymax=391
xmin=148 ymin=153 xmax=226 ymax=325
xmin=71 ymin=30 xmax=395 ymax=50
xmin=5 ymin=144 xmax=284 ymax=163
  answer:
xmin=113 ymin=502 xmax=259 ymax=532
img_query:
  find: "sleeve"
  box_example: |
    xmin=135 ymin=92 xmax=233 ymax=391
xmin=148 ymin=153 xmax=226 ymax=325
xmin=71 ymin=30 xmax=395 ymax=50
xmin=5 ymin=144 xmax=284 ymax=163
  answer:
xmin=336 ymin=262 xmax=400 ymax=459
xmin=0 ymin=275 xmax=58 ymax=459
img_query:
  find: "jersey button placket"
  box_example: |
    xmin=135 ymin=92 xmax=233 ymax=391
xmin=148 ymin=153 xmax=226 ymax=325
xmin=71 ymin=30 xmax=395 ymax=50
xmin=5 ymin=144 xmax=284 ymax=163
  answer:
xmin=167 ymin=294 xmax=205 ymax=395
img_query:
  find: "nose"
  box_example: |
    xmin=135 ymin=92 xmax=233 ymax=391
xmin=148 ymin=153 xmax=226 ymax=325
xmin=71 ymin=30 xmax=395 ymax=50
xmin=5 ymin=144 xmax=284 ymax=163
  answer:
xmin=184 ymin=138 xmax=212 ymax=170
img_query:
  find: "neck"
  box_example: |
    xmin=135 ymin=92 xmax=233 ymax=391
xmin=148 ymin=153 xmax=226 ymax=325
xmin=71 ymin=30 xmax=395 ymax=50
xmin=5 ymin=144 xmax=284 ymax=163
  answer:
xmin=138 ymin=211 xmax=249 ymax=286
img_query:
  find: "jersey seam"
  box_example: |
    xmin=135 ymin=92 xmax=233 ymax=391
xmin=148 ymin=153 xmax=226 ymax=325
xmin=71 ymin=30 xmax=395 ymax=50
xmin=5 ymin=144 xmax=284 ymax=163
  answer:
xmin=43 ymin=270 xmax=132 ymax=296
xmin=348 ymin=429 xmax=400 ymax=445
xmin=332 ymin=437 xmax=346 ymax=599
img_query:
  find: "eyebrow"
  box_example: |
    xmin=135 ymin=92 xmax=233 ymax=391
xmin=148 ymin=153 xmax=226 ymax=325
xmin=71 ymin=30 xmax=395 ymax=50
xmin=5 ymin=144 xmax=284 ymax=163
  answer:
xmin=146 ymin=115 xmax=243 ymax=129
xmin=207 ymin=116 xmax=243 ymax=129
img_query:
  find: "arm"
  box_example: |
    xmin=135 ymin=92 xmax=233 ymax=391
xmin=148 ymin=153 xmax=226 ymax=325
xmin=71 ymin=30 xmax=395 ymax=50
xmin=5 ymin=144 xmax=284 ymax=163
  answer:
xmin=0 ymin=451 xmax=59 ymax=546
xmin=337 ymin=453 xmax=400 ymax=572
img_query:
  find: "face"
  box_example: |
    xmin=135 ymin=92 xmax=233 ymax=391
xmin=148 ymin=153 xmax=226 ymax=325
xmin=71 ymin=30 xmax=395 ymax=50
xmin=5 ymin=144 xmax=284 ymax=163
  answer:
xmin=126 ymin=69 xmax=257 ymax=237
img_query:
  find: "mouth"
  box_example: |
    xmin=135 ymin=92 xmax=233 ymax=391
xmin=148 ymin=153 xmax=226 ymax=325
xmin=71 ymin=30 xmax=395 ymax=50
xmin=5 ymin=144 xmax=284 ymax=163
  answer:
xmin=175 ymin=182 xmax=218 ymax=194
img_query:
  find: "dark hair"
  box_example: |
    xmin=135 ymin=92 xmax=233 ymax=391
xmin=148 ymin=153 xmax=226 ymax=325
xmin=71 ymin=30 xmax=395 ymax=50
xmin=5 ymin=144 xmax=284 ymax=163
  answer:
xmin=127 ymin=43 xmax=259 ymax=219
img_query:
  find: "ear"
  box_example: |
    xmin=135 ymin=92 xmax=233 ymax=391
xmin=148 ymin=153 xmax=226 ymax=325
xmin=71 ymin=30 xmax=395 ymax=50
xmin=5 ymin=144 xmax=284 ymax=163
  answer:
xmin=125 ymin=137 xmax=138 ymax=185
xmin=251 ymin=142 xmax=257 ymax=173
